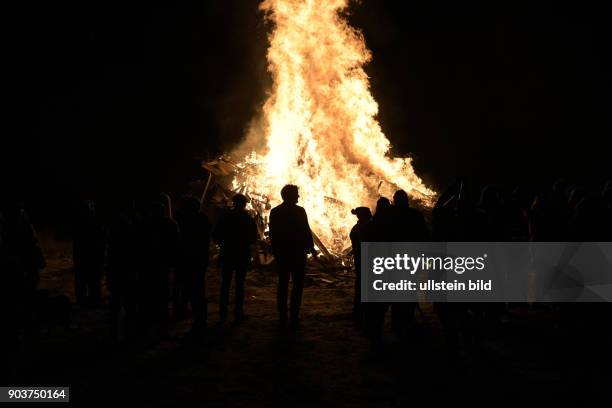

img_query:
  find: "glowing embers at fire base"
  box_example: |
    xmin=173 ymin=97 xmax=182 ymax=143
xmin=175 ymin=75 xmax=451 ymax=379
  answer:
xmin=231 ymin=0 xmax=435 ymax=253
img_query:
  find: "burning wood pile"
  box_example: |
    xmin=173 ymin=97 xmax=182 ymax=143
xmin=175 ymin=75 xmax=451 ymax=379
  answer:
xmin=191 ymin=0 xmax=438 ymax=287
xmin=194 ymin=157 xmax=355 ymax=287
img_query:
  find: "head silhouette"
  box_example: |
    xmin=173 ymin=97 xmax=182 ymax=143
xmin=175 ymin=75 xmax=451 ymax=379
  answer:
xmin=375 ymin=197 xmax=392 ymax=216
xmin=280 ymin=184 xmax=299 ymax=204
xmin=393 ymin=190 xmax=410 ymax=208
xmin=232 ymin=193 xmax=248 ymax=210
xmin=351 ymin=206 xmax=372 ymax=221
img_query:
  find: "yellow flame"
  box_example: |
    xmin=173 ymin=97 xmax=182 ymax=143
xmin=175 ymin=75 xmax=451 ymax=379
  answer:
xmin=233 ymin=0 xmax=435 ymax=253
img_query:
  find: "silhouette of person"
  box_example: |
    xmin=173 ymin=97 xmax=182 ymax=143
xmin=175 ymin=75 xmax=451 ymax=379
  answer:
xmin=526 ymin=180 xmax=580 ymax=242
xmin=1 ymin=202 xmax=45 ymax=335
xmin=72 ymin=200 xmax=106 ymax=309
xmin=107 ymin=201 xmax=142 ymax=341
xmin=506 ymin=185 xmax=531 ymax=241
xmin=141 ymin=200 xmax=178 ymax=338
xmin=432 ymin=178 xmax=480 ymax=241
xmin=569 ymin=189 xmax=609 ymax=241
xmin=392 ymin=190 xmax=429 ymax=242
xmin=175 ymin=196 xmax=210 ymax=334
xmin=1 ymin=202 xmax=45 ymax=297
xmin=390 ymin=190 xmax=429 ymax=339
xmin=364 ymin=197 xmax=394 ymax=348
xmin=269 ymin=185 xmax=314 ymax=328
xmin=473 ymin=185 xmax=508 ymax=325
xmin=214 ymin=194 xmax=258 ymax=323
xmin=431 ymin=181 xmax=479 ymax=355
xmin=349 ymin=206 xmax=372 ymax=327
xmin=474 ymin=185 xmax=507 ymax=241
xmin=552 ymin=178 xmax=572 ymax=222
xmin=370 ymin=197 xmax=394 ymax=241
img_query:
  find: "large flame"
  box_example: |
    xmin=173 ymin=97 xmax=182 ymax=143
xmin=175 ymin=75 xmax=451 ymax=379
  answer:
xmin=233 ymin=0 xmax=435 ymax=253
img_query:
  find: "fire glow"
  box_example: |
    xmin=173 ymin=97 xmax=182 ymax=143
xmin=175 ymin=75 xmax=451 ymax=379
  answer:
xmin=232 ymin=0 xmax=435 ymax=253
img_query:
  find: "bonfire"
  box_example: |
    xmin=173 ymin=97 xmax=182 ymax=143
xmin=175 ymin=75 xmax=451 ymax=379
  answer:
xmin=201 ymin=0 xmax=435 ymax=261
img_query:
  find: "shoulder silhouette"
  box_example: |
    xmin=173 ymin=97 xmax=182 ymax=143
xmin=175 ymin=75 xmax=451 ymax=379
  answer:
xmin=269 ymin=185 xmax=314 ymax=258
xmin=392 ymin=190 xmax=429 ymax=242
xmin=214 ymin=193 xmax=258 ymax=323
xmin=269 ymin=185 xmax=313 ymax=329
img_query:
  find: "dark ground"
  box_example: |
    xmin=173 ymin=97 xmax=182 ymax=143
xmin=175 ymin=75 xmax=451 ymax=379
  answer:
xmin=9 ymin=233 xmax=612 ymax=406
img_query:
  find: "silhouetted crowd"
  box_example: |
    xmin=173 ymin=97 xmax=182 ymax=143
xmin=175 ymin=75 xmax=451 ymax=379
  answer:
xmin=1 ymin=178 xmax=611 ymax=354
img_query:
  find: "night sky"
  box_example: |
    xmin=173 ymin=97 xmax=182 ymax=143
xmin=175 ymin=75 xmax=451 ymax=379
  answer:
xmin=4 ymin=0 xmax=610 ymax=222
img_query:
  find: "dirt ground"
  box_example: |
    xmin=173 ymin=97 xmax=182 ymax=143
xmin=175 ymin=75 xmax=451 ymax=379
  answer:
xmin=8 ymin=234 xmax=611 ymax=406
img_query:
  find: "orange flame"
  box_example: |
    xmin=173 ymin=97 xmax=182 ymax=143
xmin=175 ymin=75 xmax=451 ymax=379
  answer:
xmin=233 ymin=0 xmax=435 ymax=253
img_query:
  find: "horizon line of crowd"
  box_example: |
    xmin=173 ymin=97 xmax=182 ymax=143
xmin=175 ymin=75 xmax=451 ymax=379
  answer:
xmin=1 ymin=178 xmax=611 ymax=351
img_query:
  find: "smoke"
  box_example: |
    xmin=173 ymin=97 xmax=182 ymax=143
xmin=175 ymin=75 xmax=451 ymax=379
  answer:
xmin=229 ymin=114 xmax=267 ymax=162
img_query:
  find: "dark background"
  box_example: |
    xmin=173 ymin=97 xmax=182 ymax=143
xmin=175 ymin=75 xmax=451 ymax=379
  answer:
xmin=4 ymin=0 xmax=610 ymax=223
